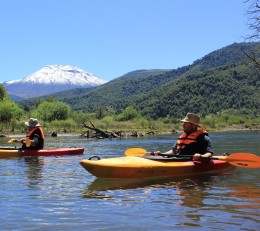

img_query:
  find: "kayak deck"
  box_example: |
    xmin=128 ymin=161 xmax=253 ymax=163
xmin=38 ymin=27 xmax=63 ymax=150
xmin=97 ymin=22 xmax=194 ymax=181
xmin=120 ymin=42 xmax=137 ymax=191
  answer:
xmin=80 ymin=156 xmax=233 ymax=178
xmin=0 ymin=147 xmax=84 ymax=158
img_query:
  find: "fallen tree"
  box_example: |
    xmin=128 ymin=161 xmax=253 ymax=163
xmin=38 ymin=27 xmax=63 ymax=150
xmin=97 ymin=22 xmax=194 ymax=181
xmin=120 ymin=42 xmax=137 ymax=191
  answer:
xmin=80 ymin=121 xmax=153 ymax=139
xmin=80 ymin=121 xmax=120 ymax=139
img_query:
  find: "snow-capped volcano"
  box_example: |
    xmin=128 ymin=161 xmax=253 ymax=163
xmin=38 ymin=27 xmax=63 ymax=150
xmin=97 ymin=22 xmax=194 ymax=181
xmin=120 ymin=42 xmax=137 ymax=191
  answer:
xmin=3 ymin=65 xmax=107 ymax=99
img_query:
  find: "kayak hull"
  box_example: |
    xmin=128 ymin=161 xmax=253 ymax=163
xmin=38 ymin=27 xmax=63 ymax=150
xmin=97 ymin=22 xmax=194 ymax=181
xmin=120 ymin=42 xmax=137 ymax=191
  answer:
xmin=80 ymin=156 xmax=234 ymax=178
xmin=0 ymin=147 xmax=84 ymax=158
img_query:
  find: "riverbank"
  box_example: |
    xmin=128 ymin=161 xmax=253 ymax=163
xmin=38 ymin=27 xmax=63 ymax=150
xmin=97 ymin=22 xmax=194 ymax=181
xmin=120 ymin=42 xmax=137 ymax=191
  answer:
xmin=1 ymin=126 xmax=259 ymax=139
xmin=1 ymin=111 xmax=260 ymax=138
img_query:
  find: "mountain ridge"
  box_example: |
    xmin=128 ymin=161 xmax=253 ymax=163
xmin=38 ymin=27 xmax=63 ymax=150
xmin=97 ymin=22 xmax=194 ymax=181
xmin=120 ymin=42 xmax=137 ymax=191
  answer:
xmin=17 ymin=42 xmax=260 ymax=119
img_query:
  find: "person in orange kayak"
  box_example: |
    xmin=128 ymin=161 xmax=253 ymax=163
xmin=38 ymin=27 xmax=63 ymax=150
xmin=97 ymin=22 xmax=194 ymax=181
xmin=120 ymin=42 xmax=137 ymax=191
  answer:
xmin=15 ymin=118 xmax=45 ymax=150
xmin=154 ymin=113 xmax=213 ymax=161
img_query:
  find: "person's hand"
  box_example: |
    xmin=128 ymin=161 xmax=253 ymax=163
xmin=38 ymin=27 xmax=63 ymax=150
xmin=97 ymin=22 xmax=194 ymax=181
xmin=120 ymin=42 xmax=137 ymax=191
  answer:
xmin=150 ymin=151 xmax=162 ymax=156
xmin=13 ymin=139 xmax=22 ymax=143
xmin=8 ymin=138 xmax=23 ymax=143
xmin=193 ymin=153 xmax=202 ymax=161
xmin=193 ymin=153 xmax=212 ymax=161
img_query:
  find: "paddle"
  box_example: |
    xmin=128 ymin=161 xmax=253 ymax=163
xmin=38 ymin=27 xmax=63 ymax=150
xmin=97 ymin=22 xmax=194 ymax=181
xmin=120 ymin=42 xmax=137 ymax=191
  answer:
xmin=7 ymin=138 xmax=19 ymax=143
xmin=7 ymin=138 xmax=31 ymax=147
xmin=125 ymin=148 xmax=192 ymax=157
xmin=125 ymin=148 xmax=151 ymax=156
xmin=124 ymin=148 xmax=260 ymax=168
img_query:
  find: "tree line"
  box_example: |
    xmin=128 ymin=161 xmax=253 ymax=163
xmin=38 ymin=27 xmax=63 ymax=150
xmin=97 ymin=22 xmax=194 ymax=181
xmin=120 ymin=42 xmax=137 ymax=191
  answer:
xmin=1 ymin=81 xmax=260 ymax=135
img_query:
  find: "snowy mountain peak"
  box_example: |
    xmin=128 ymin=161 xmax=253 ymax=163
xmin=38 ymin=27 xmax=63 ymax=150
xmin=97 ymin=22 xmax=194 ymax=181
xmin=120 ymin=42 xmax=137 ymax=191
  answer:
xmin=19 ymin=65 xmax=106 ymax=86
xmin=3 ymin=65 xmax=107 ymax=99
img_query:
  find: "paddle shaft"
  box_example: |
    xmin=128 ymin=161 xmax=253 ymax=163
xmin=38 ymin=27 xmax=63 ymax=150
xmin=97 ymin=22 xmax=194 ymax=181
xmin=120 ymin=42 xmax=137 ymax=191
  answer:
xmin=149 ymin=153 xmax=260 ymax=168
xmin=124 ymin=148 xmax=260 ymax=168
xmin=156 ymin=153 xmax=259 ymax=165
xmin=158 ymin=153 xmax=225 ymax=162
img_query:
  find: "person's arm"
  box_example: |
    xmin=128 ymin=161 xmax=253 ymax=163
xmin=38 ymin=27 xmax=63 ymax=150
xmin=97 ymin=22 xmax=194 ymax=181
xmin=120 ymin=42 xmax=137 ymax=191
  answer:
xmin=153 ymin=149 xmax=175 ymax=156
xmin=30 ymin=135 xmax=39 ymax=147
xmin=193 ymin=135 xmax=214 ymax=160
xmin=153 ymin=142 xmax=177 ymax=156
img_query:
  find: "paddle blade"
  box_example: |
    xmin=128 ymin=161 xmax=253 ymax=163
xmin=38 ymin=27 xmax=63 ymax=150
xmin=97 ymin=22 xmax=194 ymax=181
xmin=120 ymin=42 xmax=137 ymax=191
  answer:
xmin=8 ymin=138 xmax=16 ymax=143
xmin=226 ymin=153 xmax=260 ymax=168
xmin=26 ymin=138 xmax=31 ymax=147
xmin=125 ymin=148 xmax=149 ymax=156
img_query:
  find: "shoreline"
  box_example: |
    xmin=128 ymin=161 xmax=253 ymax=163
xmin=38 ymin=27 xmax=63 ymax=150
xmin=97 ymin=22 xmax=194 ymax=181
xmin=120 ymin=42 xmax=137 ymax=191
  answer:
xmin=1 ymin=127 xmax=259 ymax=138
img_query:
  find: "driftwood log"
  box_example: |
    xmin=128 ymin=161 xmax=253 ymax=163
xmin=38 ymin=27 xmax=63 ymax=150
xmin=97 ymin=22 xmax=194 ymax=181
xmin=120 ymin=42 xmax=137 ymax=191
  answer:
xmin=81 ymin=121 xmax=120 ymax=139
xmin=80 ymin=121 xmax=155 ymax=139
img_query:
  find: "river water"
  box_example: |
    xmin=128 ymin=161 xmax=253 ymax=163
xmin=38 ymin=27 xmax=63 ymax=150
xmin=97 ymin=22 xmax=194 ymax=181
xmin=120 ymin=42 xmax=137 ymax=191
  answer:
xmin=0 ymin=131 xmax=259 ymax=230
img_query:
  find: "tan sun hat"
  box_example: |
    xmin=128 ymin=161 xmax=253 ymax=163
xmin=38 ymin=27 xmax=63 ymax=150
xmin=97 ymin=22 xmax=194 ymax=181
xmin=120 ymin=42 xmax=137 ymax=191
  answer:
xmin=180 ymin=113 xmax=204 ymax=128
xmin=25 ymin=118 xmax=41 ymax=127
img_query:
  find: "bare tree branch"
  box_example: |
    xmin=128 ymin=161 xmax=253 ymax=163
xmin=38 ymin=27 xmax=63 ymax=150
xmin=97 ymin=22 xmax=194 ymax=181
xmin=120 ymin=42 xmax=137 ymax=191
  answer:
xmin=244 ymin=0 xmax=260 ymax=41
xmin=242 ymin=50 xmax=260 ymax=69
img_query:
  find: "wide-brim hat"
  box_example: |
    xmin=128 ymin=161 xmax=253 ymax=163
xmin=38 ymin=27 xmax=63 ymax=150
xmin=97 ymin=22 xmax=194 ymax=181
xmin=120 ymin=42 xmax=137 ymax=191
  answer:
xmin=25 ymin=118 xmax=41 ymax=127
xmin=180 ymin=113 xmax=204 ymax=128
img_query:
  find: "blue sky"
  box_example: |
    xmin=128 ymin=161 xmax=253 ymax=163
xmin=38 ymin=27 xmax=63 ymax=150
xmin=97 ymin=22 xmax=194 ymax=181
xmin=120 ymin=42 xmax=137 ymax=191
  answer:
xmin=0 ymin=0 xmax=253 ymax=82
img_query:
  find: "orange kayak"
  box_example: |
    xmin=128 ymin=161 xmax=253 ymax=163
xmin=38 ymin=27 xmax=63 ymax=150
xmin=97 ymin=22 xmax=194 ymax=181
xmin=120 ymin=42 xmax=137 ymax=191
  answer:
xmin=80 ymin=156 xmax=233 ymax=178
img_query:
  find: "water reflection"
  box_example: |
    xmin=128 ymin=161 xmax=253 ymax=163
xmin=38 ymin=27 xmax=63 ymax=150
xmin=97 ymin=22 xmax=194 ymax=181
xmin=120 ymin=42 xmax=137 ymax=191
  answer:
xmin=228 ymin=184 xmax=260 ymax=217
xmin=82 ymin=172 xmax=242 ymax=228
xmin=86 ymin=170 xmax=236 ymax=190
xmin=88 ymin=177 xmax=170 ymax=191
xmin=23 ymin=156 xmax=44 ymax=187
xmin=83 ymin=171 xmax=237 ymax=203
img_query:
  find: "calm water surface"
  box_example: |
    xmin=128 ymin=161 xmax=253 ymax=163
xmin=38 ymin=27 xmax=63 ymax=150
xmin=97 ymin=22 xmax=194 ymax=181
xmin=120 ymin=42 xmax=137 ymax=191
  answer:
xmin=0 ymin=131 xmax=259 ymax=230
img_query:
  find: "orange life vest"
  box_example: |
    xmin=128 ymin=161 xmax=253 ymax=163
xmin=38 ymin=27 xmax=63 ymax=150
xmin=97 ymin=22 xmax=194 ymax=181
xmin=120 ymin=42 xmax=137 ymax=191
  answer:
xmin=176 ymin=130 xmax=208 ymax=152
xmin=26 ymin=127 xmax=45 ymax=139
xmin=25 ymin=126 xmax=45 ymax=149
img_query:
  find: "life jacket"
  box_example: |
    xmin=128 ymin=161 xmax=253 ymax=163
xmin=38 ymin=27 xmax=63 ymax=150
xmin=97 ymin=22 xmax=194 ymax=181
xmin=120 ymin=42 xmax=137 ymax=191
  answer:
xmin=25 ymin=126 xmax=45 ymax=149
xmin=26 ymin=127 xmax=45 ymax=139
xmin=175 ymin=130 xmax=208 ymax=155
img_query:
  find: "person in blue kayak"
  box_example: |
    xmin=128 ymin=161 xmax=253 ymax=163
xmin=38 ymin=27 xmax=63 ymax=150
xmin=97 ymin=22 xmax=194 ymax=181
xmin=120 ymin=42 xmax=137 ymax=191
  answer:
xmin=12 ymin=118 xmax=45 ymax=150
xmin=154 ymin=113 xmax=213 ymax=161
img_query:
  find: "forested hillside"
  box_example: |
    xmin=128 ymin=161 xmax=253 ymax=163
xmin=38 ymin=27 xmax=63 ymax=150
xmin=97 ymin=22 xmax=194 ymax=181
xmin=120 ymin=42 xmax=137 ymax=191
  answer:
xmin=18 ymin=42 xmax=260 ymax=119
xmin=140 ymin=62 xmax=259 ymax=119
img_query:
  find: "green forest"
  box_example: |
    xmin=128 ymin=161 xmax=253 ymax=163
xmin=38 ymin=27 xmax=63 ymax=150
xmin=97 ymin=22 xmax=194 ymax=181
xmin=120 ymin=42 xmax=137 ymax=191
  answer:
xmin=1 ymin=42 xmax=260 ymax=134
